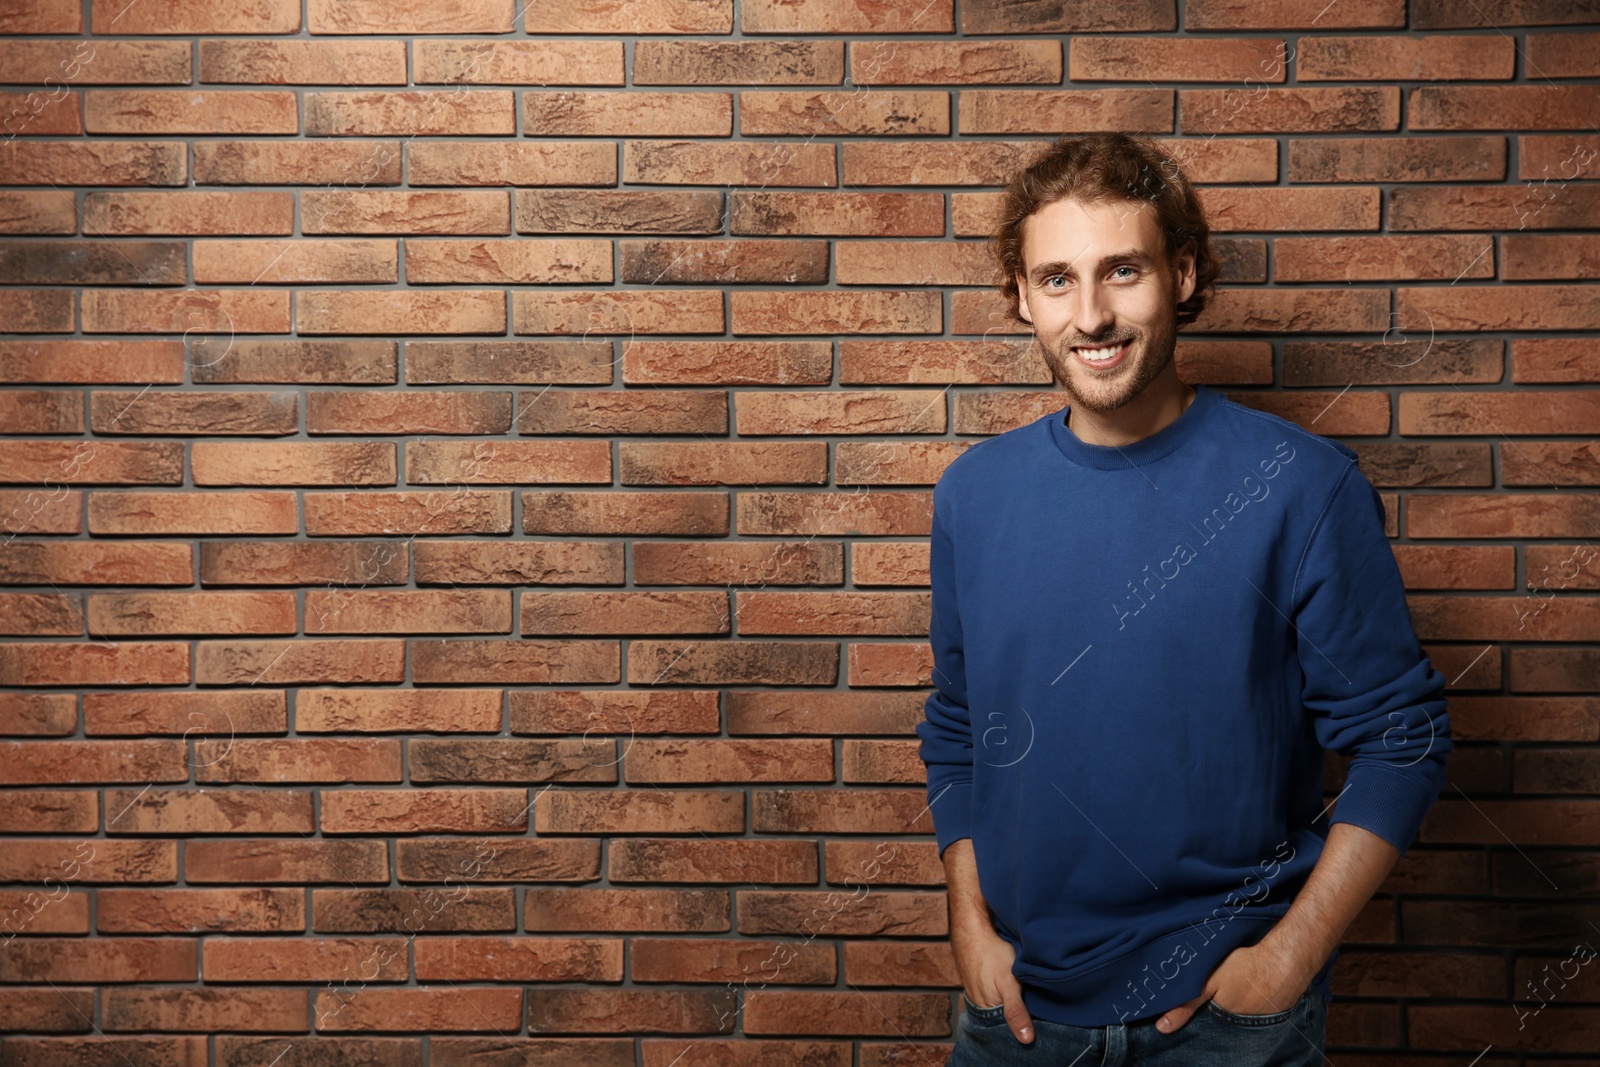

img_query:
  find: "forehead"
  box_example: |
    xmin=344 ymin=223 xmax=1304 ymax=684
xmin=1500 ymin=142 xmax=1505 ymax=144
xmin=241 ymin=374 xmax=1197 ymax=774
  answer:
xmin=1018 ymin=196 xmax=1163 ymax=268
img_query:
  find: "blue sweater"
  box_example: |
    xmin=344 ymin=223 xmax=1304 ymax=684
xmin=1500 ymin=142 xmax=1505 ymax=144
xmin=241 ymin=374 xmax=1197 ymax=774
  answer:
xmin=917 ymin=383 xmax=1452 ymax=1027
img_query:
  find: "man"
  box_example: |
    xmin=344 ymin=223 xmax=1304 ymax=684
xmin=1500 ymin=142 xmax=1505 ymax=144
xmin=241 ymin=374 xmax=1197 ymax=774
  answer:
xmin=917 ymin=132 xmax=1452 ymax=1065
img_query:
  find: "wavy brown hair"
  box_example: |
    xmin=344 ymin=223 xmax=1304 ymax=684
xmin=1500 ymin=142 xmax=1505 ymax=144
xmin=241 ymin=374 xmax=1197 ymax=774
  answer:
xmin=990 ymin=132 xmax=1220 ymax=330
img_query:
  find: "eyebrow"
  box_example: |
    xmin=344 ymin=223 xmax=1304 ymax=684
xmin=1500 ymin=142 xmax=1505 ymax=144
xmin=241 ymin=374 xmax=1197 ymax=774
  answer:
xmin=1027 ymin=249 xmax=1153 ymax=284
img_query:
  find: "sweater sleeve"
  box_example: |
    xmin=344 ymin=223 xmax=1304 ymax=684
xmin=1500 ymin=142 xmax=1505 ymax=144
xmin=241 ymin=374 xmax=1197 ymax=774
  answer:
xmin=915 ymin=481 xmax=974 ymax=860
xmin=1293 ymin=461 xmax=1453 ymax=857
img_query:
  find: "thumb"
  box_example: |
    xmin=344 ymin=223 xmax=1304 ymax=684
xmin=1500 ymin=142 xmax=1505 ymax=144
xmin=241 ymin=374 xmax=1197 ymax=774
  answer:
xmin=998 ymin=978 xmax=1036 ymax=1044
xmin=1155 ymin=989 xmax=1211 ymax=1034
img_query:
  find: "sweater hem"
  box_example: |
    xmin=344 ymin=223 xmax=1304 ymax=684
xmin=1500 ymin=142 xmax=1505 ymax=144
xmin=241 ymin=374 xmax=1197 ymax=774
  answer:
xmin=1012 ymin=913 xmax=1339 ymax=1027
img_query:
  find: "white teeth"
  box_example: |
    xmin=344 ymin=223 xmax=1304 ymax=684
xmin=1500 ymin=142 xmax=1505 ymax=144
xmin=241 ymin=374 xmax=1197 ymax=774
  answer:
xmin=1077 ymin=342 xmax=1124 ymax=361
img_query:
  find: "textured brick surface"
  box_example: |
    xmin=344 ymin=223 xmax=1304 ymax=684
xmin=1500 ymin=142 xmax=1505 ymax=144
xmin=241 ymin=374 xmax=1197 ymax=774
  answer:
xmin=0 ymin=7 xmax=1596 ymax=1062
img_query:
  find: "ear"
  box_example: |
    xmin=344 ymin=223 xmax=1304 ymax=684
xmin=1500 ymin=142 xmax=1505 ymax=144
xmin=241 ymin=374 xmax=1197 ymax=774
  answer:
xmin=1015 ymin=272 xmax=1033 ymax=325
xmin=1173 ymin=240 xmax=1197 ymax=306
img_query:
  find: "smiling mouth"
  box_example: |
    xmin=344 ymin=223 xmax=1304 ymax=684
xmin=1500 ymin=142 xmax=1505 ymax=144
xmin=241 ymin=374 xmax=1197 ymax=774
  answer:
xmin=1073 ymin=339 xmax=1131 ymax=365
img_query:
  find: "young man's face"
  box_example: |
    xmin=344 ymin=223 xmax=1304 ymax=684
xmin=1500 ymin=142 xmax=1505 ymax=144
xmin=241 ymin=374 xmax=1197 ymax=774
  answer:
xmin=1014 ymin=196 xmax=1197 ymax=415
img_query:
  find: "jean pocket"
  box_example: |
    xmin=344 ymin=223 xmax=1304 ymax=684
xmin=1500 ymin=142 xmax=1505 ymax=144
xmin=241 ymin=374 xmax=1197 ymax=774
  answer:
xmin=962 ymin=993 xmax=1009 ymax=1025
xmin=1203 ymin=987 xmax=1308 ymax=1027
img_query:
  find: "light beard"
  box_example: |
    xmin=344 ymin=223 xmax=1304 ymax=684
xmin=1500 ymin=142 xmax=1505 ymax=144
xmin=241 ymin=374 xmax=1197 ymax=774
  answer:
xmin=1042 ymin=333 xmax=1176 ymax=415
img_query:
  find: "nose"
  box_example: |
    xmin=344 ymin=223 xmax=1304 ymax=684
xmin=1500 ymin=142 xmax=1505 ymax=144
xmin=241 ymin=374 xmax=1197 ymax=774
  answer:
xmin=1071 ymin=281 xmax=1114 ymax=342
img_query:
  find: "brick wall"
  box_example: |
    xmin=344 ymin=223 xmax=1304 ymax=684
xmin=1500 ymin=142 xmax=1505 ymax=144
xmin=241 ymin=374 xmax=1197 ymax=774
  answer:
xmin=1 ymin=0 xmax=1598 ymax=1062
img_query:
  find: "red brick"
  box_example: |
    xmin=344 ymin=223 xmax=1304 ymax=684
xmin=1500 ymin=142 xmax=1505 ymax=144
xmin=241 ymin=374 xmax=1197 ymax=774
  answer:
xmin=1413 ymin=0 xmax=1600 ymax=29
xmin=961 ymin=89 xmax=1171 ymax=134
xmin=730 ymin=291 xmax=941 ymax=334
xmin=1399 ymin=391 xmax=1600 ymax=436
xmin=305 ymin=390 xmax=512 ymax=435
xmin=192 ymin=441 xmax=396 ymax=486
xmin=524 ymin=91 xmax=732 ymax=136
xmin=1072 ymin=37 xmax=1284 ymax=82
xmin=302 ymin=190 xmax=509 ymax=234
xmin=515 ymin=390 xmax=724 ymax=437
xmin=84 ymin=690 xmax=285 ymax=735
xmin=307 ymin=0 xmax=516 ymax=33
xmin=730 ymin=191 xmax=943 ymax=235
xmin=1392 ymin=183 xmax=1600 ymax=231
xmin=191 ymin=341 xmax=398 ymax=384
xmin=85 ymin=90 xmax=297 ymax=134
xmin=297 ymin=290 xmax=506 ymax=335
xmin=306 ymin=589 xmax=511 ymax=634
xmin=0 ymin=289 xmax=73 ymax=332
xmin=620 ymin=442 xmax=826 ymax=485
xmin=1 ymin=142 xmax=183 ymax=188
xmin=305 ymin=90 xmax=515 ymax=136
xmin=0 ymin=190 xmax=77 ymax=232
xmin=0 ymin=0 xmax=81 ymax=33
xmin=739 ymin=90 xmax=949 ymax=135
xmin=1185 ymin=0 xmax=1403 ymax=29
xmin=525 ymin=0 xmax=732 ymax=32
xmin=1275 ymin=234 xmax=1494 ymax=282
xmin=315 ymin=987 xmax=521 ymax=1032
xmin=1527 ymin=31 xmax=1600 ymax=77
xmin=517 ymin=190 xmax=723 ymax=234
xmin=1513 ymin=338 xmax=1600 ymax=383
xmin=0 ymin=938 xmax=195 ymax=982
xmin=836 ymin=239 xmax=997 ymax=285
xmin=0 ymin=89 xmax=83 ymax=136
xmin=1519 ymin=134 xmax=1600 ymax=181
xmin=83 ymin=191 xmax=293 ymax=235
xmin=88 ymin=491 xmax=296 ymax=536
xmin=1410 ymin=85 xmax=1600 ymax=130
xmin=0 ymin=440 xmax=181 ymax=484
xmin=88 ymin=390 xmax=297 ymax=436
xmin=106 ymin=987 xmax=307 ymax=1032
xmin=858 ymin=39 xmax=1058 ymax=83
xmin=1287 ymin=136 xmax=1505 ymax=182
xmin=1204 ymin=186 xmax=1383 ymax=231
xmin=413 ymin=39 xmax=623 ymax=84
xmin=522 ymin=491 xmax=727 ymax=536
xmin=1195 ymin=288 xmax=1389 ymax=333
xmin=194 ymin=140 xmax=402 ymax=185
xmin=408 ymin=141 xmax=616 ymax=186
xmin=621 ymin=141 xmax=836 ymax=187
xmin=4 ymin=40 xmax=187 ymax=84
xmin=409 ymin=638 xmax=619 ymax=684
xmin=81 ymin=289 xmax=289 ymax=334
xmin=621 ymin=341 xmax=832 ymax=385
xmin=0 ymin=239 xmax=186 ymax=285
xmin=198 ymin=39 xmax=406 ymax=84
xmin=513 ymin=290 xmax=723 ymax=335
xmin=734 ymin=390 xmax=946 ymax=434
xmin=636 ymin=39 xmax=842 ymax=84
xmin=405 ymin=238 xmax=610 ymax=284
xmin=193 ymin=238 xmax=398 ymax=284
xmin=90 ymin=0 xmax=300 ymax=33
xmin=1298 ymin=35 xmax=1514 ymax=80
xmin=406 ymin=340 xmax=612 ymax=384
xmin=0 ymin=342 xmax=183 ymax=383
xmin=1398 ymin=284 xmax=1598 ymax=331
xmin=620 ymin=239 xmax=828 ymax=285
xmin=1183 ymin=86 xmax=1399 ymax=134
xmin=304 ymin=491 xmax=511 ymax=537
xmin=0 ymin=642 xmax=190 ymax=685
xmin=743 ymin=0 xmax=953 ymax=33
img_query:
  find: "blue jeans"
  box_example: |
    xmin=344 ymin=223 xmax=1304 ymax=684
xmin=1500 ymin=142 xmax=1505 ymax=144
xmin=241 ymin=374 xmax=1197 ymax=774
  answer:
xmin=949 ymin=987 xmax=1327 ymax=1066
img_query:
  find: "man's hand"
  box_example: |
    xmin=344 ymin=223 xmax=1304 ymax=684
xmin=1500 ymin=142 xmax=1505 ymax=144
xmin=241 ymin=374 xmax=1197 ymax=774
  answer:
xmin=1153 ymin=822 xmax=1403 ymax=1033
xmin=952 ymin=919 xmax=1036 ymax=1044
xmin=942 ymin=837 xmax=1035 ymax=1044
xmin=1155 ymin=935 xmax=1315 ymax=1033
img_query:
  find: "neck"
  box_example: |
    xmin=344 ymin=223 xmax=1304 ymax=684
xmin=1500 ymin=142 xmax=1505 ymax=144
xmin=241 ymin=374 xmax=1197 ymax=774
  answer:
xmin=1067 ymin=371 xmax=1196 ymax=448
